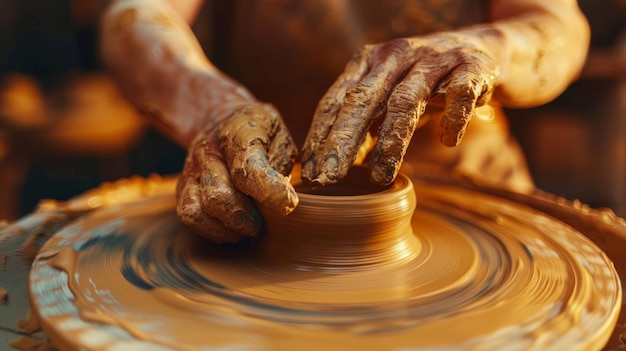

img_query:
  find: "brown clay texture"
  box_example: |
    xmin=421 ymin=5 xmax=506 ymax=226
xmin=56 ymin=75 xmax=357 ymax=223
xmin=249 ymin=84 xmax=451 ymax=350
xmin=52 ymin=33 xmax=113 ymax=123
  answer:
xmin=25 ymin=172 xmax=623 ymax=351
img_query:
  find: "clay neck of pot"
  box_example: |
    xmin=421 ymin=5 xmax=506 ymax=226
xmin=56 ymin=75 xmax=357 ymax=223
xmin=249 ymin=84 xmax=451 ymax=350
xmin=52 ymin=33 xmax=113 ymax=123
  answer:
xmin=259 ymin=168 xmax=420 ymax=272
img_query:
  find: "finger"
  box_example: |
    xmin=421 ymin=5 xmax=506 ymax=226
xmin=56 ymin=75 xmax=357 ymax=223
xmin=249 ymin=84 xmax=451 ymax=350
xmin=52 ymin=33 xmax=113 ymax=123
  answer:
xmin=189 ymin=128 xmax=263 ymax=236
xmin=220 ymin=104 xmax=298 ymax=215
xmin=194 ymin=146 xmax=262 ymax=237
xmin=267 ymin=116 xmax=297 ymax=176
xmin=369 ymin=61 xmax=449 ymax=185
xmin=176 ymin=174 xmax=246 ymax=243
xmin=177 ymin=130 xmax=262 ymax=241
xmin=300 ymin=47 xmax=370 ymax=182
xmin=439 ymin=64 xmax=495 ymax=147
xmin=314 ymin=46 xmax=414 ymax=184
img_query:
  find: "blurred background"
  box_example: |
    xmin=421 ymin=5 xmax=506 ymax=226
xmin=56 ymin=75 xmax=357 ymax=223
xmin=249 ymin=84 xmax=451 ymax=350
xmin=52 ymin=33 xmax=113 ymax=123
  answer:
xmin=0 ymin=0 xmax=624 ymax=221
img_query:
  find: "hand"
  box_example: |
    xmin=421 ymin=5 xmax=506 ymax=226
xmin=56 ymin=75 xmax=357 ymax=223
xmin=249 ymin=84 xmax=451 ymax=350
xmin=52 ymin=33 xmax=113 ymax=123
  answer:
xmin=176 ymin=103 xmax=298 ymax=243
xmin=301 ymin=31 xmax=499 ymax=186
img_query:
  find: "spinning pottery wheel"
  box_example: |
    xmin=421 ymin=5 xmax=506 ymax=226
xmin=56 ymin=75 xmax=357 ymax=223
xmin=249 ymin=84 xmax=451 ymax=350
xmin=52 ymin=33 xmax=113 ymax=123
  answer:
xmin=24 ymin=168 xmax=625 ymax=350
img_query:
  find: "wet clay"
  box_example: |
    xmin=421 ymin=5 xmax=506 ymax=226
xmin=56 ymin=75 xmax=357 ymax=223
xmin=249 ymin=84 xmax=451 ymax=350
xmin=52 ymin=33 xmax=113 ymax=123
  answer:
xmin=8 ymin=310 xmax=55 ymax=351
xmin=17 ymin=310 xmax=41 ymax=333
xmin=9 ymin=336 xmax=57 ymax=351
xmin=27 ymin=170 xmax=622 ymax=351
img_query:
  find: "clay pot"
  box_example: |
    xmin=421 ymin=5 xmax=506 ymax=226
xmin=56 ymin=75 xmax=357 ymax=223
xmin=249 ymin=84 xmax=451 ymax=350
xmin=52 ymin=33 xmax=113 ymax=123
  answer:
xmin=260 ymin=166 xmax=419 ymax=271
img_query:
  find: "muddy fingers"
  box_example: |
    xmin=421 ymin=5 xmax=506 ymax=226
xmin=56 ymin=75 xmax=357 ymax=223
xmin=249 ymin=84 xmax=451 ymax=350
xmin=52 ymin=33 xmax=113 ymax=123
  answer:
xmin=268 ymin=116 xmax=298 ymax=176
xmin=198 ymin=157 xmax=262 ymax=236
xmin=440 ymin=64 xmax=496 ymax=147
xmin=176 ymin=121 xmax=264 ymax=242
xmin=176 ymin=175 xmax=247 ymax=243
xmin=301 ymin=33 xmax=502 ymax=189
xmin=220 ymin=104 xmax=298 ymax=215
xmin=308 ymin=43 xmax=415 ymax=185
xmin=301 ymin=48 xmax=371 ymax=182
xmin=369 ymin=78 xmax=430 ymax=185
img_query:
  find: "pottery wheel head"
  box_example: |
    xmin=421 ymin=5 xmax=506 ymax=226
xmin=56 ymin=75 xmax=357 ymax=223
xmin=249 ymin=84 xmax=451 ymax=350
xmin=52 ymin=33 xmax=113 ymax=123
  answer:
xmin=27 ymin=171 xmax=622 ymax=351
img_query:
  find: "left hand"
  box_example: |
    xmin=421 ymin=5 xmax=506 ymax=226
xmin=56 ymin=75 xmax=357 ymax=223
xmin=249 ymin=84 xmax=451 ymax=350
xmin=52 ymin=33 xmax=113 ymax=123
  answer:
xmin=176 ymin=102 xmax=298 ymax=243
xmin=300 ymin=31 xmax=500 ymax=186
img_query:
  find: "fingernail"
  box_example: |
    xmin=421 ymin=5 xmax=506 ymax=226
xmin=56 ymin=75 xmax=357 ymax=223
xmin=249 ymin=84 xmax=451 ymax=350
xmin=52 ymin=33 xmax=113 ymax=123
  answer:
xmin=317 ymin=151 xmax=339 ymax=184
xmin=301 ymin=157 xmax=316 ymax=182
xmin=370 ymin=162 xmax=396 ymax=186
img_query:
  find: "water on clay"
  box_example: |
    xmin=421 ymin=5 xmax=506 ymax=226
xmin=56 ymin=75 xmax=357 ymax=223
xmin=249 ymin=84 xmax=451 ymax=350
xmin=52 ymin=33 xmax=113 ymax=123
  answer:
xmin=27 ymin=168 xmax=621 ymax=351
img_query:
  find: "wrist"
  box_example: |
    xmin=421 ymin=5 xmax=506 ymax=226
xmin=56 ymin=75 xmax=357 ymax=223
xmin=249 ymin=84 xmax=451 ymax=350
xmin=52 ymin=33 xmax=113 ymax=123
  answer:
xmin=101 ymin=0 xmax=258 ymax=146
xmin=141 ymin=68 xmax=258 ymax=146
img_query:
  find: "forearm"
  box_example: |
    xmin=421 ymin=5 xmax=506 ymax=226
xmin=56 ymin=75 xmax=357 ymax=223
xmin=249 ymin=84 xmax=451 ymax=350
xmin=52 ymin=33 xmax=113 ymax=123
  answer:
xmin=100 ymin=0 xmax=254 ymax=146
xmin=468 ymin=0 xmax=590 ymax=107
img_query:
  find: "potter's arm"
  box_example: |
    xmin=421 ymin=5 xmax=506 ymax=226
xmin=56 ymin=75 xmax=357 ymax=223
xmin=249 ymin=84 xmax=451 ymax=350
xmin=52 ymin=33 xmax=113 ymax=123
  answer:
xmin=100 ymin=0 xmax=298 ymax=243
xmin=486 ymin=0 xmax=590 ymax=107
xmin=99 ymin=0 xmax=253 ymax=146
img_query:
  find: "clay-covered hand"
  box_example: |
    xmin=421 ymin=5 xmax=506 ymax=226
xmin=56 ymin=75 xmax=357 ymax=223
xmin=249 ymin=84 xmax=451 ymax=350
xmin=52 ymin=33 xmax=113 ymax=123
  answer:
xmin=301 ymin=32 xmax=499 ymax=186
xmin=177 ymin=103 xmax=298 ymax=243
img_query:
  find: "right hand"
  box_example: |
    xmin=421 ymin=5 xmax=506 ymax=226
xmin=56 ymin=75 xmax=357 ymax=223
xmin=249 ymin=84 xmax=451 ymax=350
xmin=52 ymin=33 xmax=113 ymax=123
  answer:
xmin=176 ymin=102 xmax=298 ymax=243
xmin=299 ymin=32 xmax=500 ymax=187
